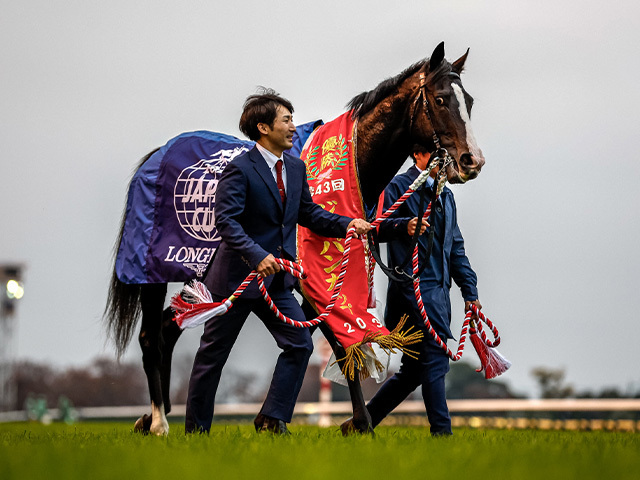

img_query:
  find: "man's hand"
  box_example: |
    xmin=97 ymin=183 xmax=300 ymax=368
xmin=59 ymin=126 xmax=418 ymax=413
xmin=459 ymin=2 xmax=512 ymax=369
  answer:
xmin=407 ymin=217 xmax=428 ymax=236
xmin=465 ymin=299 xmax=482 ymax=321
xmin=256 ymin=254 xmax=281 ymax=278
xmin=347 ymin=218 xmax=372 ymax=238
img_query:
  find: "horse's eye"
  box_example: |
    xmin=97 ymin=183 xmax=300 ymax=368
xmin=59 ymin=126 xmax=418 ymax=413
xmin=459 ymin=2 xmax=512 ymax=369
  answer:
xmin=435 ymin=97 xmax=445 ymax=106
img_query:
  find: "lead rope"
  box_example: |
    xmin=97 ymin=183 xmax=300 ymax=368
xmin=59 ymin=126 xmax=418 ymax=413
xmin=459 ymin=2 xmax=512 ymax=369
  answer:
xmin=403 ymin=167 xmax=509 ymax=377
xmin=171 ymin=158 xmax=504 ymax=363
xmin=409 ymin=216 xmax=501 ymax=361
xmin=170 ymin=158 xmax=508 ymax=376
xmin=172 ymin=156 xmax=437 ymax=329
xmin=172 ymin=227 xmax=358 ymax=329
xmin=363 ymin=150 xmax=507 ymax=374
xmin=171 ymin=167 xmax=436 ymax=329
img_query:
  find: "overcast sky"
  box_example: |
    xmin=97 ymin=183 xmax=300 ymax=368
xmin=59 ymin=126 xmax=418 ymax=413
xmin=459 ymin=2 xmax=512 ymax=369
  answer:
xmin=1 ymin=0 xmax=638 ymax=398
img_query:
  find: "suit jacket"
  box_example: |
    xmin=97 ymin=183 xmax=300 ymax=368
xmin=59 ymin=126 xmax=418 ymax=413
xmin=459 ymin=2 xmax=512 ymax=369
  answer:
xmin=379 ymin=165 xmax=478 ymax=338
xmin=205 ymin=146 xmax=352 ymax=298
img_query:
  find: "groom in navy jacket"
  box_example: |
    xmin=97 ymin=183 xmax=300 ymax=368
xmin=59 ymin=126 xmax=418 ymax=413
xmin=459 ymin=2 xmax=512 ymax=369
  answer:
xmin=185 ymin=89 xmax=371 ymax=434
xmin=362 ymin=146 xmax=481 ymax=435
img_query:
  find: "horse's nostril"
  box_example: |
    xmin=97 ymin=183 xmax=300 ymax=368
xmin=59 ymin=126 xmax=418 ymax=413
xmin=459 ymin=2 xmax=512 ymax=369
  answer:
xmin=459 ymin=153 xmax=474 ymax=168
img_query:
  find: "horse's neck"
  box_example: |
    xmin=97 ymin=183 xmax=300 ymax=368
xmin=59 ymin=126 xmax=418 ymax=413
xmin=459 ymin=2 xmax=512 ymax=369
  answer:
xmin=356 ymin=93 xmax=414 ymax=209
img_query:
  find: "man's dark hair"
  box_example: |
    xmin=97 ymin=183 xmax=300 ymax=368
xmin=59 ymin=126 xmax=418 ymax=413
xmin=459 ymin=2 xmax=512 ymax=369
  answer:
xmin=410 ymin=144 xmax=431 ymax=163
xmin=239 ymin=88 xmax=294 ymax=141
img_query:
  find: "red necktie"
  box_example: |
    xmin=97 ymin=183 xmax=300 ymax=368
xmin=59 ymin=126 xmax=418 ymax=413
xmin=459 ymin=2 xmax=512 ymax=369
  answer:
xmin=275 ymin=159 xmax=286 ymax=205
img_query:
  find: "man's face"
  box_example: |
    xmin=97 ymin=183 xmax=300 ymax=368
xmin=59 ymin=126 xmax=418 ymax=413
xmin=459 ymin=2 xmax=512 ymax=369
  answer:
xmin=259 ymin=105 xmax=296 ymax=154
xmin=414 ymin=151 xmax=438 ymax=177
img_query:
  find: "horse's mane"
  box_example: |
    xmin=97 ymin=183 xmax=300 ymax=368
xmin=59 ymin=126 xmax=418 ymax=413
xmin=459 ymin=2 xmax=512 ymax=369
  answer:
xmin=347 ymin=57 xmax=453 ymax=119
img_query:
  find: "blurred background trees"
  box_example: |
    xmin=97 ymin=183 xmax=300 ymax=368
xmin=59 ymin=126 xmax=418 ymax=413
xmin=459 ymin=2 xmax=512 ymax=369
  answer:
xmin=3 ymin=358 xmax=637 ymax=412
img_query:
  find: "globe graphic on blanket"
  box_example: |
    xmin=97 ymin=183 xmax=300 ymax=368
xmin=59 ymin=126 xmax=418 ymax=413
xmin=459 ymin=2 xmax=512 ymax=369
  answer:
xmin=173 ymin=146 xmax=249 ymax=242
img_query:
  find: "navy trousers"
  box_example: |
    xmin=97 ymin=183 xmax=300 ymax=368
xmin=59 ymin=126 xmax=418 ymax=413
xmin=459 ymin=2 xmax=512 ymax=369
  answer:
xmin=185 ymin=276 xmax=313 ymax=433
xmin=366 ymin=291 xmax=452 ymax=435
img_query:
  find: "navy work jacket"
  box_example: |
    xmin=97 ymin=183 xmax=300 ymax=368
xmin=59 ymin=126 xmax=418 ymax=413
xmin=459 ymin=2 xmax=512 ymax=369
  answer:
xmin=378 ymin=165 xmax=478 ymax=339
xmin=205 ymin=146 xmax=351 ymax=298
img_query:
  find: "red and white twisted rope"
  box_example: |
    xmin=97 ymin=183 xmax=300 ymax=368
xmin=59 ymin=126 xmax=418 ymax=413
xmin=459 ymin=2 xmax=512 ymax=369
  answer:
xmin=256 ymin=166 xmax=438 ymax=328
xmin=369 ymin=167 xmax=435 ymax=229
xmin=172 ymin=228 xmax=357 ymax=329
xmin=175 ymin=164 xmax=435 ymax=329
xmin=257 ymin=227 xmax=357 ymax=327
xmin=256 ymin=162 xmax=439 ymax=328
xmin=408 ymin=194 xmax=502 ymax=361
xmin=173 ymin=159 xmax=505 ymax=373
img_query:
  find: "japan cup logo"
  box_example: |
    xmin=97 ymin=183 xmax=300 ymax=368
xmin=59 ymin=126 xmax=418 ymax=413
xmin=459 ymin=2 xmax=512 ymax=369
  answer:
xmin=173 ymin=146 xmax=249 ymax=241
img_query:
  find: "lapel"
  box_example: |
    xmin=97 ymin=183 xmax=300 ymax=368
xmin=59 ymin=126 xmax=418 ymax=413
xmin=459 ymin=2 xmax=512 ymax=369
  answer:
xmin=283 ymin=153 xmax=299 ymax=218
xmin=249 ymin=146 xmax=283 ymax=212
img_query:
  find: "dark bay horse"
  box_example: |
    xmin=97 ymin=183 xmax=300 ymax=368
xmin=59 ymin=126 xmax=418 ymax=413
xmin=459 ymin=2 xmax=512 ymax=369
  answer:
xmin=105 ymin=42 xmax=484 ymax=435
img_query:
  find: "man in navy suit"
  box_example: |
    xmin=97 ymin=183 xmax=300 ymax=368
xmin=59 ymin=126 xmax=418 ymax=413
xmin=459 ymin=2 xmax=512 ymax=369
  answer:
xmin=185 ymin=90 xmax=371 ymax=434
xmin=365 ymin=146 xmax=481 ymax=436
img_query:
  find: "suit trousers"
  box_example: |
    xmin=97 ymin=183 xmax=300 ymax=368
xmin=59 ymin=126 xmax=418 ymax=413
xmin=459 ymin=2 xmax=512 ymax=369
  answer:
xmin=185 ymin=275 xmax=313 ymax=433
xmin=366 ymin=290 xmax=452 ymax=435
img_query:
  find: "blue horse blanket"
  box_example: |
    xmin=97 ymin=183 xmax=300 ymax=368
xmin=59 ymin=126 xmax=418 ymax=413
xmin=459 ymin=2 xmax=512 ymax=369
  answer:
xmin=115 ymin=121 xmax=321 ymax=284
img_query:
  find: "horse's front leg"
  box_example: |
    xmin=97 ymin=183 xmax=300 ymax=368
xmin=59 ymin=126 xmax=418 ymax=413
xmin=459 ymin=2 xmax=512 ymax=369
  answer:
xmin=316 ymin=321 xmax=373 ymax=435
xmin=135 ymin=283 xmax=170 ymax=436
xmin=339 ymin=366 xmax=374 ymax=435
xmin=159 ymin=306 xmax=183 ymax=416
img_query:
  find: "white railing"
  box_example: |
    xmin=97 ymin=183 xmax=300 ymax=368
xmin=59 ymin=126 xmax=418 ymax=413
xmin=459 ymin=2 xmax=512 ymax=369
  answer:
xmin=2 ymin=398 xmax=640 ymax=424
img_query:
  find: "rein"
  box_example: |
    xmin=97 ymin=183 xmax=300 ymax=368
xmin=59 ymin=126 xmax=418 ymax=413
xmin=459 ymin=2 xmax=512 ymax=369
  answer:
xmin=370 ymin=71 xmax=457 ymax=283
xmin=367 ymin=149 xmax=452 ymax=283
xmin=361 ymin=70 xmax=503 ymax=365
xmin=171 ymin=164 xmax=435 ymax=330
xmin=171 ymin=227 xmax=359 ymax=329
xmin=171 ymin=70 xmax=505 ymax=375
xmin=405 ymin=185 xmax=502 ymax=363
xmin=171 ymin=169 xmax=504 ymax=373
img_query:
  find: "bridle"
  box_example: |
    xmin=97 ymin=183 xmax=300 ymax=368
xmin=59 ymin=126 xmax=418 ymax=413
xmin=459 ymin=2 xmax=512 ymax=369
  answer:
xmin=368 ymin=70 xmax=460 ymax=283
xmin=408 ymin=69 xmax=457 ymax=212
xmin=409 ymin=70 xmax=459 ymax=166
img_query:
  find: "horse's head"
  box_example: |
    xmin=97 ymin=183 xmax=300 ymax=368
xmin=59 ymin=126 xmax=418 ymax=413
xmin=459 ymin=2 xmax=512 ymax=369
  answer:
xmin=410 ymin=42 xmax=485 ymax=183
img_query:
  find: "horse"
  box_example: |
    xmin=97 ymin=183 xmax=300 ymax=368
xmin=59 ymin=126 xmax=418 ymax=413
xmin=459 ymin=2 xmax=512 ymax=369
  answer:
xmin=104 ymin=42 xmax=484 ymax=435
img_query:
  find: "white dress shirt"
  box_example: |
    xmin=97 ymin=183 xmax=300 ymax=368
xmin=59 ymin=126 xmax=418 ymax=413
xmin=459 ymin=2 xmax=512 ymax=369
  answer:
xmin=256 ymin=143 xmax=287 ymax=194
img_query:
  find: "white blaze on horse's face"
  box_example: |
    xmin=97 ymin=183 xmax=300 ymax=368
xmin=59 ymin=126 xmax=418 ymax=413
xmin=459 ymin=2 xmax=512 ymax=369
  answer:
xmin=452 ymin=83 xmax=484 ymax=177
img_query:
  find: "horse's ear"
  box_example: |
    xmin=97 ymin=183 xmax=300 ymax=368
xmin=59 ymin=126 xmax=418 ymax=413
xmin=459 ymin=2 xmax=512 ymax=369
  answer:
xmin=452 ymin=48 xmax=470 ymax=74
xmin=428 ymin=42 xmax=445 ymax=71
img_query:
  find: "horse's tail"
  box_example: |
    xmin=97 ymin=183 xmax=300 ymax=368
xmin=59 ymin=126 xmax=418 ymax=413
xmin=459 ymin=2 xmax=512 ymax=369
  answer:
xmin=104 ymin=148 xmax=159 ymax=357
xmin=104 ymin=271 xmax=143 ymax=358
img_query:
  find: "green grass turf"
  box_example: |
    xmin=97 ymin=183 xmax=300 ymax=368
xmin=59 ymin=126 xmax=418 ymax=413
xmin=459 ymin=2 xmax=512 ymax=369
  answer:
xmin=1 ymin=421 xmax=639 ymax=480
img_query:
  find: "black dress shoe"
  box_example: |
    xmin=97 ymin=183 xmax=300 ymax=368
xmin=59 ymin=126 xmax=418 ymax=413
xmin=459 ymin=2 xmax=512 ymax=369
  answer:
xmin=431 ymin=430 xmax=453 ymax=437
xmin=254 ymin=413 xmax=290 ymax=435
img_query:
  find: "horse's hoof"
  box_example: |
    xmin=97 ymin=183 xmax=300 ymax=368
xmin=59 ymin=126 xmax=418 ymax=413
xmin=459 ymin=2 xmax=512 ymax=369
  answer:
xmin=340 ymin=417 xmax=374 ymax=436
xmin=340 ymin=417 xmax=354 ymax=435
xmin=254 ymin=413 xmax=266 ymax=432
xmin=134 ymin=414 xmax=152 ymax=433
xmin=150 ymin=419 xmax=169 ymax=436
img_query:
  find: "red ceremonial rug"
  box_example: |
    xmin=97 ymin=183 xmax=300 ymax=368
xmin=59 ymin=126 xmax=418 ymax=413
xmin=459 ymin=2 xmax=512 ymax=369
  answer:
xmin=298 ymin=112 xmax=421 ymax=379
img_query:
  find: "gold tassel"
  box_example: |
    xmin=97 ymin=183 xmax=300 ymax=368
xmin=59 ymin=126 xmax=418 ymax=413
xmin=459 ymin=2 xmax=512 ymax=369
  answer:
xmin=336 ymin=315 xmax=424 ymax=381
